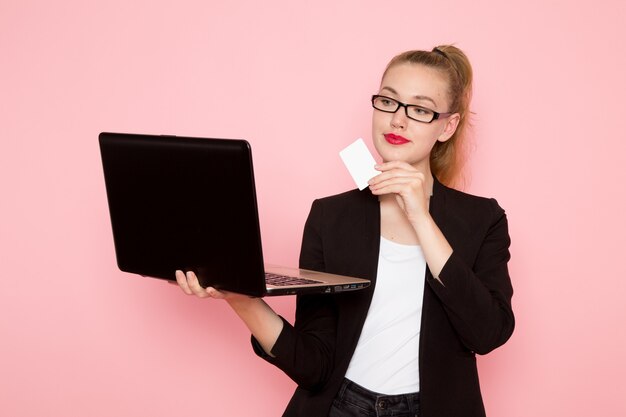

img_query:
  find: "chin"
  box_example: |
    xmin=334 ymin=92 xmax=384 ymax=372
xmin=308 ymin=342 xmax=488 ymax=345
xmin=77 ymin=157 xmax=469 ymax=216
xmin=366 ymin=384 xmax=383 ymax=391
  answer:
xmin=376 ymin=145 xmax=410 ymax=163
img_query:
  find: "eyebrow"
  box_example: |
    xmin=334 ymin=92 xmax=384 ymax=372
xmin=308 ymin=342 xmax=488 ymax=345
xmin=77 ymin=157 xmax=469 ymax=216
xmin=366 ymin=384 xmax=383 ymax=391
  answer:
xmin=380 ymin=86 xmax=438 ymax=107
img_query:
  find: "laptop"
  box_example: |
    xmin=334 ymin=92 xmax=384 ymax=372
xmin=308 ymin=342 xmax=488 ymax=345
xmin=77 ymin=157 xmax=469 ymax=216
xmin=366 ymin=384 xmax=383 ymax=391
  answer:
xmin=99 ymin=132 xmax=370 ymax=297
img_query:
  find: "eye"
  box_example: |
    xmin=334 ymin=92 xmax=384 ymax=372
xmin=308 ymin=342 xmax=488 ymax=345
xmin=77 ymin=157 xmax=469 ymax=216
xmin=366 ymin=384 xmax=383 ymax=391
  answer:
xmin=408 ymin=106 xmax=433 ymax=116
xmin=375 ymin=96 xmax=396 ymax=108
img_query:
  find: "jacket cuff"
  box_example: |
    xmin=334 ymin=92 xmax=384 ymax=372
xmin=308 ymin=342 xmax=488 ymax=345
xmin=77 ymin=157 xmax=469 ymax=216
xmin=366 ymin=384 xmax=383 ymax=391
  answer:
xmin=427 ymin=251 xmax=467 ymax=294
xmin=250 ymin=315 xmax=294 ymax=364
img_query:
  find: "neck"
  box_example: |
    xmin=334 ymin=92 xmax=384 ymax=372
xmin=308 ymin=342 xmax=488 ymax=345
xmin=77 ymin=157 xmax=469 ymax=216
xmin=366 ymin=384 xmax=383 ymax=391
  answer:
xmin=422 ymin=170 xmax=435 ymax=197
xmin=411 ymin=162 xmax=434 ymax=196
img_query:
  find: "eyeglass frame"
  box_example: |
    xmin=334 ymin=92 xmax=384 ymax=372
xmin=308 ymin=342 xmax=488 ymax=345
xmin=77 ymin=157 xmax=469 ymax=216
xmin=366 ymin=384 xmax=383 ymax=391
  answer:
xmin=371 ymin=95 xmax=454 ymax=124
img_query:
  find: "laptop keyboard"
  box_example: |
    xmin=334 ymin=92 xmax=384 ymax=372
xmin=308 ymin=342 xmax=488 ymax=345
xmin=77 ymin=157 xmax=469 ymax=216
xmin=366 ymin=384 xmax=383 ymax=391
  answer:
xmin=265 ymin=273 xmax=323 ymax=286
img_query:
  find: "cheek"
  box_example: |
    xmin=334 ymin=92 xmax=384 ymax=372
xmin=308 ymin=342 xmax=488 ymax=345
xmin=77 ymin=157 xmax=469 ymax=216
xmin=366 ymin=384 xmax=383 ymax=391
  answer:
xmin=371 ymin=112 xmax=388 ymax=133
xmin=408 ymin=124 xmax=442 ymax=142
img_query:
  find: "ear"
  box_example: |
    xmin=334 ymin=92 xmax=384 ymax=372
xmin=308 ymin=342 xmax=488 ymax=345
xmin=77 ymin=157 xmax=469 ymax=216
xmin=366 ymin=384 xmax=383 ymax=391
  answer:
xmin=437 ymin=113 xmax=460 ymax=143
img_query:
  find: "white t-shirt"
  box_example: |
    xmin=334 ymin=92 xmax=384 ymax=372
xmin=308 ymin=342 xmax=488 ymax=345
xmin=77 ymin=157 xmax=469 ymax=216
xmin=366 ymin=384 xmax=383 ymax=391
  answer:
xmin=344 ymin=236 xmax=426 ymax=394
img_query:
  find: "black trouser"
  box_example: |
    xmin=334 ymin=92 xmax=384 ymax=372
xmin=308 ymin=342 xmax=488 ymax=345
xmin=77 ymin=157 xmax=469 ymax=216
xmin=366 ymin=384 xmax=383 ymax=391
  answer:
xmin=329 ymin=379 xmax=420 ymax=417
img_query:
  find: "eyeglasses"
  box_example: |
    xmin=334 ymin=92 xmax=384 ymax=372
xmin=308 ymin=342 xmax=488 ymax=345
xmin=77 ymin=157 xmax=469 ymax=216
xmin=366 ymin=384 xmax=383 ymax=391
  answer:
xmin=371 ymin=95 xmax=453 ymax=124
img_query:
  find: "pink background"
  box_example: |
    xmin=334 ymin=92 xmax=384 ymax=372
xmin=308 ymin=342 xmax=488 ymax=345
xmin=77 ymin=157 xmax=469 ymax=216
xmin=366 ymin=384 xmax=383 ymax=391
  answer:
xmin=2 ymin=1 xmax=625 ymax=416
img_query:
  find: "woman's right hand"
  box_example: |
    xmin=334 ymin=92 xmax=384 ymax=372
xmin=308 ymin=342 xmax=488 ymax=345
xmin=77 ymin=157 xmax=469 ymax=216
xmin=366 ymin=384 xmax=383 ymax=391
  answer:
xmin=174 ymin=270 xmax=248 ymax=302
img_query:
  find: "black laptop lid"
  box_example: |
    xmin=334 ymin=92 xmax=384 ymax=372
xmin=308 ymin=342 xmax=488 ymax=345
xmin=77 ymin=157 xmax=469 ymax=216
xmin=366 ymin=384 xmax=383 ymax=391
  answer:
xmin=99 ymin=132 xmax=267 ymax=296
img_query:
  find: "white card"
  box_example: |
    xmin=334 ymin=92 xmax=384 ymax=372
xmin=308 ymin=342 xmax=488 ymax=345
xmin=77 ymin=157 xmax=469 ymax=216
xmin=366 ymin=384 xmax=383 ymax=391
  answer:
xmin=339 ymin=138 xmax=379 ymax=190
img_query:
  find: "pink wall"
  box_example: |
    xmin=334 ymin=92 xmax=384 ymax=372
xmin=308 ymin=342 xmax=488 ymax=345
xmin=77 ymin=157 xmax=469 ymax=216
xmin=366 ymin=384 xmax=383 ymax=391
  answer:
xmin=2 ymin=0 xmax=625 ymax=416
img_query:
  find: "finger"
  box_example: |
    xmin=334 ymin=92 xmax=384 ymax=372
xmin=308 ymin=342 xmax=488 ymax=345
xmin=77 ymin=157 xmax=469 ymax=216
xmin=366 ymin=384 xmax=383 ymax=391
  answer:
xmin=175 ymin=270 xmax=193 ymax=295
xmin=369 ymin=169 xmax=421 ymax=187
xmin=186 ymin=271 xmax=210 ymax=298
xmin=206 ymin=287 xmax=229 ymax=299
xmin=371 ymin=180 xmax=428 ymax=206
xmin=370 ymin=181 xmax=415 ymax=196
xmin=370 ymin=175 xmax=417 ymax=192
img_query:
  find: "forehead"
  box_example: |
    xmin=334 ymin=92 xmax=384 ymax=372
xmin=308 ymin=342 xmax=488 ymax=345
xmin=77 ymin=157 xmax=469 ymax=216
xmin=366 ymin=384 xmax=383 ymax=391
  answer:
xmin=380 ymin=63 xmax=450 ymax=108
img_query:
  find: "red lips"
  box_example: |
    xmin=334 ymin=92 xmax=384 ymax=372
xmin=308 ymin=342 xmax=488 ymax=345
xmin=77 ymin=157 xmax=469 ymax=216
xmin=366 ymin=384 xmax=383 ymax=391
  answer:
xmin=384 ymin=133 xmax=410 ymax=145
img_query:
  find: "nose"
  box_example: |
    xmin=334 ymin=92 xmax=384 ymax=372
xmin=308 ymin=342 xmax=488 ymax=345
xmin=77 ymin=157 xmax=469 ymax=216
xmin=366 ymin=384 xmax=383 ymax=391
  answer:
xmin=390 ymin=106 xmax=407 ymax=129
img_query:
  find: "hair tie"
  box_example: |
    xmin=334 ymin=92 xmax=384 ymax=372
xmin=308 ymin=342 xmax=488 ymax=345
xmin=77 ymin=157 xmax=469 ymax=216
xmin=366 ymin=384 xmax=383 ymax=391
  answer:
xmin=433 ymin=48 xmax=448 ymax=59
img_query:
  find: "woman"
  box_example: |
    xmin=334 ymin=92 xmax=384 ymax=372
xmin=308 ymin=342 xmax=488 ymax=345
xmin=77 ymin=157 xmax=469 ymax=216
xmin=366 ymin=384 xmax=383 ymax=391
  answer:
xmin=175 ymin=45 xmax=514 ymax=417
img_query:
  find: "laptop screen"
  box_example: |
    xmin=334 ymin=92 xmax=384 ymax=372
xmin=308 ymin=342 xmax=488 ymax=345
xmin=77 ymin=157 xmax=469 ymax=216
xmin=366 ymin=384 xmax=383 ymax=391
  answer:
xmin=99 ymin=132 xmax=267 ymax=295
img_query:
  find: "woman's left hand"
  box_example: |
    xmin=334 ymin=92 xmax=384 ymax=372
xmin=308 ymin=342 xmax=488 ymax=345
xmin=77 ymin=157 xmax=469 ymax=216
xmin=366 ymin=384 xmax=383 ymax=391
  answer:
xmin=368 ymin=161 xmax=431 ymax=223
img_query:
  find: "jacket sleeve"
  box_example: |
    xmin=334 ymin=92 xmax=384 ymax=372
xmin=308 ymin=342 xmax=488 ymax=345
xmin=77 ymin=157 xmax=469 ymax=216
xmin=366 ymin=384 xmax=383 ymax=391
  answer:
xmin=428 ymin=198 xmax=515 ymax=355
xmin=251 ymin=199 xmax=338 ymax=390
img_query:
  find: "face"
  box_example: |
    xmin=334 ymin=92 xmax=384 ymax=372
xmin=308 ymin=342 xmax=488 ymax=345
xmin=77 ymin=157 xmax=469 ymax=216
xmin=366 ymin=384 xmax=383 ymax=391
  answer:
xmin=372 ymin=63 xmax=460 ymax=171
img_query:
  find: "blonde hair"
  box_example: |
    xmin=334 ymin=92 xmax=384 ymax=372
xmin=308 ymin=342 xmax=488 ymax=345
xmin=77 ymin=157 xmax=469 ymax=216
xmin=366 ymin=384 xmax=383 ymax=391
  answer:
xmin=383 ymin=45 xmax=473 ymax=188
